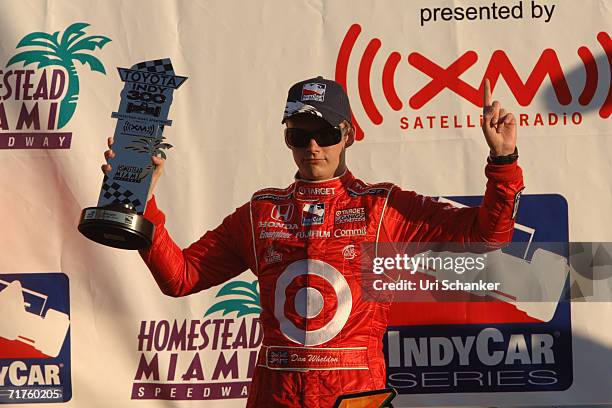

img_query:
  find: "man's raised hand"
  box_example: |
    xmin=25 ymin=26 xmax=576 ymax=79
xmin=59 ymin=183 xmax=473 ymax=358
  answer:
xmin=101 ymin=136 xmax=165 ymax=201
xmin=482 ymin=79 xmax=517 ymax=157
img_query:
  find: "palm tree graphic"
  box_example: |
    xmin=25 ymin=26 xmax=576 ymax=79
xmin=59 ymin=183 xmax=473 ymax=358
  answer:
xmin=204 ymin=280 xmax=261 ymax=318
xmin=7 ymin=22 xmax=111 ymax=129
xmin=124 ymin=136 xmax=173 ymax=180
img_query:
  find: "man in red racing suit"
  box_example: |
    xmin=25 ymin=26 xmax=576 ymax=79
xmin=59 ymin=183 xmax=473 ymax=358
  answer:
xmin=107 ymin=77 xmax=524 ymax=407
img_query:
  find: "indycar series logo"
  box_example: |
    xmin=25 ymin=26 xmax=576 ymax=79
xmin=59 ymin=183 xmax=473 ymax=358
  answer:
xmin=0 ymin=23 xmax=110 ymax=149
xmin=301 ymin=203 xmax=325 ymax=226
xmin=301 ymin=83 xmax=326 ymax=102
xmin=384 ymin=194 xmax=572 ymax=394
xmin=0 ymin=273 xmax=71 ymax=403
xmin=336 ymin=23 xmax=611 ymax=140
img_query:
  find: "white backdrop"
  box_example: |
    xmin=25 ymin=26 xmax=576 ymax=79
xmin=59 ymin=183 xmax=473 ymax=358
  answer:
xmin=0 ymin=0 xmax=611 ymax=406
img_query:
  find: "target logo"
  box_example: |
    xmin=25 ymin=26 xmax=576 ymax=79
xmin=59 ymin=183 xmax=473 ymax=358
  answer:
xmin=335 ymin=23 xmax=612 ymax=140
xmin=274 ymin=259 xmax=352 ymax=346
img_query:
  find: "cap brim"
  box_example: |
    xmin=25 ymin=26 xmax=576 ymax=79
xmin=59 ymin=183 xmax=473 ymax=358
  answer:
xmin=282 ymin=101 xmax=345 ymax=126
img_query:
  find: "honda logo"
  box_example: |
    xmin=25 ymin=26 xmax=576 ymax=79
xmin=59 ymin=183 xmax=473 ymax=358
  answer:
xmin=271 ymin=204 xmax=294 ymax=222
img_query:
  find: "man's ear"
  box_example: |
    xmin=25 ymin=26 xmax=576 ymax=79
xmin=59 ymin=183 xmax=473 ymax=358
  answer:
xmin=284 ymin=132 xmax=292 ymax=149
xmin=344 ymin=125 xmax=355 ymax=148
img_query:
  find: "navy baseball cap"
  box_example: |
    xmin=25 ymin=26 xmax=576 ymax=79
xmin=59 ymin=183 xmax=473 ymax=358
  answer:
xmin=282 ymin=76 xmax=352 ymax=127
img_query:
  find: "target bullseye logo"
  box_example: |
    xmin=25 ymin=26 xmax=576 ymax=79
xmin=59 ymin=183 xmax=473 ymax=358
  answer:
xmin=274 ymin=259 xmax=352 ymax=346
xmin=295 ymin=287 xmax=324 ymax=318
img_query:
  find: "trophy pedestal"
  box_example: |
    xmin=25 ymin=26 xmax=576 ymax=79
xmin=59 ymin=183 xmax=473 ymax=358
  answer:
xmin=78 ymin=203 xmax=154 ymax=250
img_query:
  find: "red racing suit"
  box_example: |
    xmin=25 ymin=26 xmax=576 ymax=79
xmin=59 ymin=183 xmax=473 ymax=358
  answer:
xmin=139 ymin=162 xmax=524 ymax=407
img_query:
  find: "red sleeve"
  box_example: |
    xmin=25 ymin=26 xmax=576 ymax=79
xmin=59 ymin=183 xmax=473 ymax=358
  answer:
xmin=138 ymin=196 xmax=253 ymax=297
xmin=382 ymin=162 xmax=524 ymax=243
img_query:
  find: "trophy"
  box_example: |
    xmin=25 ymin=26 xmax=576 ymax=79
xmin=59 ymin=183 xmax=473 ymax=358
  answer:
xmin=78 ymin=58 xmax=187 ymax=249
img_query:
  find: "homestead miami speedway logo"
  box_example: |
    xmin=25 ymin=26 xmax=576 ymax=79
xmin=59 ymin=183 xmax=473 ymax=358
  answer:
xmin=336 ymin=23 xmax=612 ymax=140
xmin=0 ymin=273 xmax=71 ymax=403
xmin=132 ymin=280 xmax=262 ymax=401
xmin=384 ymin=194 xmax=572 ymax=393
xmin=0 ymin=22 xmax=111 ymax=149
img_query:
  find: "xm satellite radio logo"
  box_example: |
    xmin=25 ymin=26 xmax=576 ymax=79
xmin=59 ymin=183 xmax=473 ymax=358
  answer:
xmin=132 ymin=280 xmax=262 ymax=401
xmin=0 ymin=273 xmax=71 ymax=403
xmin=0 ymin=22 xmax=111 ymax=149
xmin=384 ymin=194 xmax=572 ymax=394
xmin=336 ymin=23 xmax=612 ymax=140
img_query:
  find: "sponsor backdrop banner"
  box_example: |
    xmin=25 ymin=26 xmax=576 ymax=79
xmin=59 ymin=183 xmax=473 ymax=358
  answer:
xmin=0 ymin=0 xmax=610 ymax=406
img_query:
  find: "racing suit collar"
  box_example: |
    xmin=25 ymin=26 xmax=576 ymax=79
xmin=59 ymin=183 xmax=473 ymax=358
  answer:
xmin=293 ymin=170 xmax=354 ymax=201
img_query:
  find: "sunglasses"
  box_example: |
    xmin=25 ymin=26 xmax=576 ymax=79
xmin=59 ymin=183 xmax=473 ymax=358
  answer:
xmin=285 ymin=126 xmax=343 ymax=148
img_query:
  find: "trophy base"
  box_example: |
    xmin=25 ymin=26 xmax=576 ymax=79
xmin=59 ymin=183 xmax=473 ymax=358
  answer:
xmin=78 ymin=204 xmax=154 ymax=250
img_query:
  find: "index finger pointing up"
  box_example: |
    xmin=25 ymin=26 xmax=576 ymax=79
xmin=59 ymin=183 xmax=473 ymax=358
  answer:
xmin=483 ymin=78 xmax=492 ymax=108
